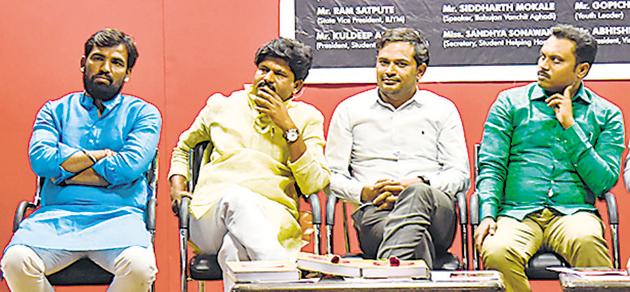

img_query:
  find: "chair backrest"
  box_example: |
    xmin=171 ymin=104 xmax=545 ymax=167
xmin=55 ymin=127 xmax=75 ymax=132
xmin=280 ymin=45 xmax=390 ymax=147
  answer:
xmin=473 ymin=143 xmax=481 ymax=181
xmin=145 ymin=150 xmax=159 ymax=238
xmin=188 ymin=141 xmax=210 ymax=192
xmin=146 ymin=149 xmax=159 ymax=197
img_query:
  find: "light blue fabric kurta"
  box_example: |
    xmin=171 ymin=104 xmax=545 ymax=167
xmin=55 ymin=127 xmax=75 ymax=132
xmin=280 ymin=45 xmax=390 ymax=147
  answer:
xmin=7 ymin=92 xmax=161 ymax=251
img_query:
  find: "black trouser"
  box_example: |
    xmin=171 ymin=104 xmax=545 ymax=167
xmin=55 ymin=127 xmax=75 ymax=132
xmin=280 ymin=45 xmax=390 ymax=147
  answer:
xmin=352 ymin=183 xmax=456 ymax=268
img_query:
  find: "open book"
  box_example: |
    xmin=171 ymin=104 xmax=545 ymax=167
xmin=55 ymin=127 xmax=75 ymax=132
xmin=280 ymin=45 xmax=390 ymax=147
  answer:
xmin=225 ymin=260 xmax=300 ymax=283
xmin=296 ymin=252 xmax=429 ymax=279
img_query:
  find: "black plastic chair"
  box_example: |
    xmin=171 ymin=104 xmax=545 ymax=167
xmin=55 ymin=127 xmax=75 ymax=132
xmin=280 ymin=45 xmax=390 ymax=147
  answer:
xmin=469 ymin=143 xmax=621 ymax=279
xmin=12 ymin=152 xmax=158 ymax=289
xmin=173 ymin=141 xmax=323 ymax=292
xmin=325 ymin=190 xmax=470 ymax=271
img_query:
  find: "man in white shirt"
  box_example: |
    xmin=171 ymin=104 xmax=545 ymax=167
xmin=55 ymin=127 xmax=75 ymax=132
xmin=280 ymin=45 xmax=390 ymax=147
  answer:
xmin=326 ymin=27 xmax=470 ymax=267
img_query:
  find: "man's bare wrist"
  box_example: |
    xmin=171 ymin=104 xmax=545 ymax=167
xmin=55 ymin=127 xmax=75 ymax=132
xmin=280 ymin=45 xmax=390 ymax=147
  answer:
xmin=360 ymin=186 xmax=372 ymax=203
xmin=82 ymin=149 xmax=97 ymax=163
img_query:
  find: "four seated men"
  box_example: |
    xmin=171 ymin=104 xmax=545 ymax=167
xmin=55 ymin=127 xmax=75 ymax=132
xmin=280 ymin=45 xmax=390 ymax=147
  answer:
xmin=1 ymin=24 xmax=625 ymax=291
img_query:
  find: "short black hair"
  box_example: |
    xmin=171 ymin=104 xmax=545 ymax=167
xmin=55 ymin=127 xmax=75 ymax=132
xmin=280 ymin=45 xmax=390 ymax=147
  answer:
xmin=84 ymin=28 xmax=139 ymax=69
xmin=550 ymin=24 xmax=597 ymax=66
xmin=254 ymin=38 xmax=313 ymax=81
xmin=376 ymin=27 xmax=430 ymax=66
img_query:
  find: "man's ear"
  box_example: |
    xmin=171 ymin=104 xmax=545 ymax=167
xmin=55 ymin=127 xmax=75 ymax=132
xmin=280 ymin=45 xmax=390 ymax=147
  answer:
xmin=124 ymin=68 xmax=132 ymax=82
xmin=576 ymin=62 xmax=590 ymax=80
xmin=293 ymin=80 xmax=304 ymax=94
xmin=80 ymin=56 xmax=86 ymax=72
xmin=416 ymin=63 xmax=427 ymax=81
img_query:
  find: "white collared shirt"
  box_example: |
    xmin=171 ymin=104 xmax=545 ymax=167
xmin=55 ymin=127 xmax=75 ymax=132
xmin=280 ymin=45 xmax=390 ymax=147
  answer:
xmin=326 ymin=88 xmax=470 ymax=203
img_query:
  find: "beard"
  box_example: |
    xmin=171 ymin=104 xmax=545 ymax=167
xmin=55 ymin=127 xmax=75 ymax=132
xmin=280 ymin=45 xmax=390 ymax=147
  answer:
xmin=83 ymin=72 xmax=124 ymax=101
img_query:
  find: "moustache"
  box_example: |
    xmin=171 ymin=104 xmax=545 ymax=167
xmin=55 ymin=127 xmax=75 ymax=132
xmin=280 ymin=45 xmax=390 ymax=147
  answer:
xmin=256 ymin=80 xmax=276 ymax=91
xmin=537 ymin=71 xmax=550 ymax=79
xmin=92 ymin=73 xmax=113 ymax=83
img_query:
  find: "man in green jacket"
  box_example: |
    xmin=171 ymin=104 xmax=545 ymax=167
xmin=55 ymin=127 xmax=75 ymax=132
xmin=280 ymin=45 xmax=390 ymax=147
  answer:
xmin=474 ymin=24 xmax=624 ymax=292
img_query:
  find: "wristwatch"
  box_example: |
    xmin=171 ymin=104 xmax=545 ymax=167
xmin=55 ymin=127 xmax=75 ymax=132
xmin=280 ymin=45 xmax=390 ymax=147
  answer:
xmin=284 ymin=128 xmax=300 ymax=143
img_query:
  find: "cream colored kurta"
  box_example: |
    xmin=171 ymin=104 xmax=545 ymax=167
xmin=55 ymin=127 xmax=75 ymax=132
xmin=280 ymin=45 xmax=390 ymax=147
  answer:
xmin=168 ymin=86 xmax=330 ymax=250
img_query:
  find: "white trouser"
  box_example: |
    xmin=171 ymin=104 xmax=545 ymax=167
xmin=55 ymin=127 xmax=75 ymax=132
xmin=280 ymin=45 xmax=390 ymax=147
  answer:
xmin=189 ymin=186 xmax=292 ymax=292
xmin=1 ymin=244 xmax=157 ymax=292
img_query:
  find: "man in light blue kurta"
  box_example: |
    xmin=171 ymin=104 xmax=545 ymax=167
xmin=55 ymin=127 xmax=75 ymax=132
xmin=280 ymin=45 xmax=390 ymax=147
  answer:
xmin=1 ymin=28 xmax=160 ymax=292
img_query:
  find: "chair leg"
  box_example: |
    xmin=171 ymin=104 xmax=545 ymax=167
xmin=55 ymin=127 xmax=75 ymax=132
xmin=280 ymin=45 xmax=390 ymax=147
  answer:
xmin=180 ymin=228 xmax=189 ymax=292
xmin=199 ymin=281 xmax=205 ymax=292
xmin=342 ymin=201 xmax=351 ymax=254
xmin=611 ymin=224 xmax=620 ymax=269
xmin=326 ymin=227 xmax=333 ymax=255
xmin=313 ymin=224 xmax=321 ymax=255
xmin=461 ymin=223 xmax=469 ymax=270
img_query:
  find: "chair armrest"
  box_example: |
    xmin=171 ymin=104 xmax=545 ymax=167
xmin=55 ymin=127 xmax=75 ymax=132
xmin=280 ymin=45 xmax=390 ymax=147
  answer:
xmin=455 ymin=191 xmax=468 ymax=225
xmin=470 ymin=192 xmax=480 ymax=226
xmin=178 ymin=197 xmax=192 ymax=230
xmin=303 ymin=193 xmax=321 ymax=225
xmin=603 ymin=192 xmax=618 ymax=225
xmin=14 ymin=201 xmax=37 ymax=232
xmin=146 ymin=198 xmax=157 ymax=232
xmin=325 ymin=194 xmax=338 ymax=227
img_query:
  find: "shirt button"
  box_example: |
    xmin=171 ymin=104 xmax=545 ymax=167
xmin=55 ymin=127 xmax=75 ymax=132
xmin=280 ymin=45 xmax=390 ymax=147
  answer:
xmin=548 ymin=189 xmax=554 ymax=197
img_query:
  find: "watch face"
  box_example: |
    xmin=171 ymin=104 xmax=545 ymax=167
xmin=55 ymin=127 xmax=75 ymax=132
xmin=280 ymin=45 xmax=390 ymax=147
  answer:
xmin=286 ymin=129 xmax=299 ymax=142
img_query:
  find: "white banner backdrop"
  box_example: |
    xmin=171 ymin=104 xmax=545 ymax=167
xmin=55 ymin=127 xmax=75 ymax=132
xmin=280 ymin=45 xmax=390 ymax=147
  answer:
xmin=280 ymin=0 xmax=630 ymax=83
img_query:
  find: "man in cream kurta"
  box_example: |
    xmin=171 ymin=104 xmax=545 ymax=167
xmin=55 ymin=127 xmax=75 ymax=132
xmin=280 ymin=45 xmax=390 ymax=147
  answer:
xmin=168 ymin=38 xmax=329 ymax=288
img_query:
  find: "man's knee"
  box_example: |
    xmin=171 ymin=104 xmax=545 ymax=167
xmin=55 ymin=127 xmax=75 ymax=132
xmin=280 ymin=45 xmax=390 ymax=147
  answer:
xmin=219 ymin=187 xmax=260 ymax=212
xmin=482 ymin=239 xmax=528 ymax=270
xmin=399 ymin=183 xmax=433 ymax=203
xmin=115 ymin=247 xmax=157 ymax=283
xmin=1 ymin=245 xmax=45 ymax=276
xmin=566 ymin=232 xmax=607 ymax=250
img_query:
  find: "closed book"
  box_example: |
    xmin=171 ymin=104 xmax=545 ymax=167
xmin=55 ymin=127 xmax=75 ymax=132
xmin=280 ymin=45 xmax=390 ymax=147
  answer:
xmin=296 ymin=252 xmax=429 ymax=279
xmin=225 ymin=260 xmax=300 ymax=283
xmin=357 ymin=259 xmax=429 ymax=279
xmin=296 ymin=252 xmax=362 ymax=277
